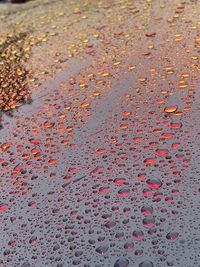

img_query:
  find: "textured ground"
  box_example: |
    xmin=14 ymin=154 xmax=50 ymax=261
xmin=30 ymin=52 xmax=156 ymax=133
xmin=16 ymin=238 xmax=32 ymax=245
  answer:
xmin=0 ymin=0 xmax=199 ymax=266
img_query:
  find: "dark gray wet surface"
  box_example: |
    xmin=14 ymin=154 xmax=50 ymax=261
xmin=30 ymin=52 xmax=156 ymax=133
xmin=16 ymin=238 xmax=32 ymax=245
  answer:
xmin=0 ymin=0 xmax=200 ymax=266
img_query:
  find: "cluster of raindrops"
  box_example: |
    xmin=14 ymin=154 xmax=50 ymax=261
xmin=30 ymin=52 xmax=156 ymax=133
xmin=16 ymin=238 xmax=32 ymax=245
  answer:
xmin=0 ymin=0 xmax=199 ymax=266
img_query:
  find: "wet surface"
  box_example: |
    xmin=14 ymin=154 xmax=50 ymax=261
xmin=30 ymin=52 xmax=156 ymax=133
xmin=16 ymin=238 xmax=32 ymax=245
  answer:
xmin=0 ymin=0 xmax=200 ymax=266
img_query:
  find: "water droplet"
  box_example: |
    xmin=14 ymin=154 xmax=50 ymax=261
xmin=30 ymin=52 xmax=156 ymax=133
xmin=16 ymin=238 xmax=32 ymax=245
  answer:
xmin=166 ymin=232 xmax=179 ymax=240
xmin=146 ymin=179 xmax=162 ymax=189
xmin=139 ymin=261 xmax=153 ymax=267
xmin=114 ymin=258 xmax=129 ymax=267
xmin=95 ymin=245 xmax=109 ymax=254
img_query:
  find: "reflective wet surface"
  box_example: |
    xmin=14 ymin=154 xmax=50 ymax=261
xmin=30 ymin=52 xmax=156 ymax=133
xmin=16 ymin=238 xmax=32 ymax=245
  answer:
xmin=0 ymin=0 xmax=199 ymax=266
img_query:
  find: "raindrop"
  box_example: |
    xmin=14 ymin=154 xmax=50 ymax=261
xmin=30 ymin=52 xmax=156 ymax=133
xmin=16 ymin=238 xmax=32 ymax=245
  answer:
xmin=146 ymin=179 xmax=162 ymax=189
xmin=114 ymin=258 xmax=129 ymax=267
xmin=95 ymin=245 xmax=109 ymax=254
xmin=166 ymin=232 xmax=179 ymax=240
xmin=139 ymin=261 xmax=153 ymax=267
xmin=132 ymin=230 xmax=144 ymax=240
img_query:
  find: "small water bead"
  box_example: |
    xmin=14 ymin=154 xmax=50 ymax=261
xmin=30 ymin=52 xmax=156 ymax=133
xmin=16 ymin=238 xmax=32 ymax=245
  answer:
xmin=114 ymin=258 xmax=129 ymax=267
xmin=105 ymin=220 xmax=116 ymax=229
xmin=95 ymin=245 xmax=109 ymax=254
xmin=142 ymin=217 xmax=155 ymax=228
xmin=118 ymin=188 xmax=130 ymax=196
xmin=144 ymin=158 xmax=157 ymax=165
xmin=29 ymin=236 xmax=37 ymax=245
xmin=164 ymin=105 xmax=178 ymax=113
xmin=115 ymin=232 xmax=124 ymax=240
xmin=21 ymin=263 xmax=30 ymax=267
xmin=0 ymin=204 xmax=8 ymax=212
xmin=28 ymin=201 xmax=37 ymax=208
xmin=139 ymin=261 xmax=153 ymax=267
xmin=146 ymin=179 xmax=162 ymax=189
xmin=88 ymin=239 xmax=95 ymax=245
xmin=141 ymin=205 xmax=153 ymax=215
xmin=166 ymin=232 xmax=179 ymax=240
xmin=124 ymin=241 xmax=134 ymax=251
xmin=132 ymin=230 xmax=144 ymax=240
xmin=167 ymin=261 xmax=174 ymax=266
xmin=72 ymin=259 xmax=81 ymax=265
xmin=114 ymin=178 xmax=126 ymax=185
xmin=155 ymin=149 xmax=169 ymax=156
xmin=147 ymin=228 xmax=157 ymax=235
xmin=143 ymin=189 xmax=153 ymax=197
xmin=170 ymin=122 xmax=182 ymax=129
xmin=145 ymin=32 xmax=156 ymax=37
xmin=135 ymin=249 xmax=143 ymax=256
xmin=99 ymin=187 xmax=110 ymax=194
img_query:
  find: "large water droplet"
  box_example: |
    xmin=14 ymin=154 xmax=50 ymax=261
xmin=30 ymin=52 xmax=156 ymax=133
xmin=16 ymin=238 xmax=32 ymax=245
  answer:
xmin=166 ymin=232 xmax=179 ymax=240
xmin=114 ymin=258 xmax=129 ymax=267
xmin=139 ymin=261 xmax=153 ymax=267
